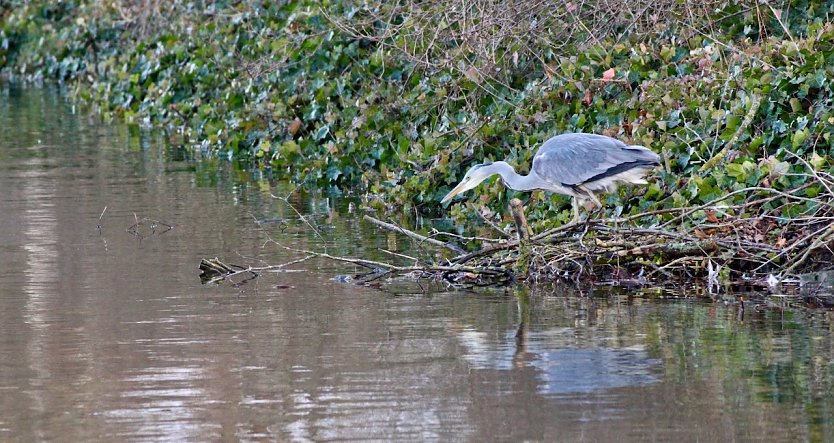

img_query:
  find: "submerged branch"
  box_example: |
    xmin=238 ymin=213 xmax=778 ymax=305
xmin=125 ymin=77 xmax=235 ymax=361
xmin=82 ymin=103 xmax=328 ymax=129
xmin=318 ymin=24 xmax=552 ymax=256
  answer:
xmin=363 ymin=215 xmax=465 ymax=254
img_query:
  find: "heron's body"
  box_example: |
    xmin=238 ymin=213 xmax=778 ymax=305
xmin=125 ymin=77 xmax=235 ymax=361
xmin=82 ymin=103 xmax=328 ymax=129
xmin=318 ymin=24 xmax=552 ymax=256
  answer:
xmin=441 ymin=133 xmax=660 ymax=221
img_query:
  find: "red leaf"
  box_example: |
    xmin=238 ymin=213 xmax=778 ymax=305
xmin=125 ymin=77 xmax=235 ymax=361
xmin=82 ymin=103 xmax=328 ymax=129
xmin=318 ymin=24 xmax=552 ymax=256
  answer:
xmin=602 ymin=68 xmax=615 ymax=81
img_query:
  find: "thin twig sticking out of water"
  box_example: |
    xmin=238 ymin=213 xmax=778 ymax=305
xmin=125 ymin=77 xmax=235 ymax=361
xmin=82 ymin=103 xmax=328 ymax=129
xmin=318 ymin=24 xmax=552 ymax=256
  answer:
xmin=270 ymin=190 xmax=326 ymax=245
xmin=97 ymin=206 xmax=108 ymax=232
xmin=126 ymin=214 xmax=173 ymax=238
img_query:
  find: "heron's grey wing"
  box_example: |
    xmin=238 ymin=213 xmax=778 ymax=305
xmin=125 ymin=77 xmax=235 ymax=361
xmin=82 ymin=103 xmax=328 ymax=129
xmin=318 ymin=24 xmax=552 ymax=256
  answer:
xmin=532 ymin=133 xmax=658 ymax=186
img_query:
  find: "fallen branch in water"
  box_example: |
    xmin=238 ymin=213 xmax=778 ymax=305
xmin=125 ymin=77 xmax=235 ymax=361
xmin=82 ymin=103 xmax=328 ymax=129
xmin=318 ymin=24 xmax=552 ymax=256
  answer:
xmin=363 ymin=215 xmax=465 ymax=254
xmin=260 ymin=231 xmax=514 ymax=287
xmin=199 ymin=255 xmax=312 ymax=285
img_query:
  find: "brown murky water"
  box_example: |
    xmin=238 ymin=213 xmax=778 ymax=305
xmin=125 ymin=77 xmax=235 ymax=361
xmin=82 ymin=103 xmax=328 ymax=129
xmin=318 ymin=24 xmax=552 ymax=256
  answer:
xmin=2 ymin=85 xmax=834 ymax=442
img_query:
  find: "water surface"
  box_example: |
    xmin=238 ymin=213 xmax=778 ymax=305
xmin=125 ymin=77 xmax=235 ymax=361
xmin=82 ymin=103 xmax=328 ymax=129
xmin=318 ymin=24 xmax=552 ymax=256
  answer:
xmin=1 ymin=85 xmax=833 ymax=442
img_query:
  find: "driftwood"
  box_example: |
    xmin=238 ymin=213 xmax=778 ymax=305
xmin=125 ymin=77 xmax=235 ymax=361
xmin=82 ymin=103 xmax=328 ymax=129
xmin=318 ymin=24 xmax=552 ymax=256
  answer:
xmin=200 ymin=257 xmax=240 ymax=276
xmin=199 ymin=256 xmax=312 ymax=285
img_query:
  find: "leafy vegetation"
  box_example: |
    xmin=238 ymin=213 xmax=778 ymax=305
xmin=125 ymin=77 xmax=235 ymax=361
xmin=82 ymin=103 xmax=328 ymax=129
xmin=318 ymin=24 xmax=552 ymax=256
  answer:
xmin=2 ymin=0 xmax=834 ymax=277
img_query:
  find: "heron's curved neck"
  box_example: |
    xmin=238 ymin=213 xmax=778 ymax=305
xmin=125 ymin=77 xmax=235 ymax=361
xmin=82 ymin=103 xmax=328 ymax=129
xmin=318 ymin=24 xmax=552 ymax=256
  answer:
xmin=490 ymin=161 xmax=545 ymax=192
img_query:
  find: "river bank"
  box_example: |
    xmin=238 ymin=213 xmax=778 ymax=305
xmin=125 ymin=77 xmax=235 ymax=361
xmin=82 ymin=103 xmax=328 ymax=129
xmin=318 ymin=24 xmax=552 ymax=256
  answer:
xmin=3 ymin=1 xmax=834 ymax=281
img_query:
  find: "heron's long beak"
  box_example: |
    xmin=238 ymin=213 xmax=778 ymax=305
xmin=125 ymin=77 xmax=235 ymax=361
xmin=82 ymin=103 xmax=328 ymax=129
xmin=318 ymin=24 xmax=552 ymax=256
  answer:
xmin=441 ymin=181 xmax=468 ymax=204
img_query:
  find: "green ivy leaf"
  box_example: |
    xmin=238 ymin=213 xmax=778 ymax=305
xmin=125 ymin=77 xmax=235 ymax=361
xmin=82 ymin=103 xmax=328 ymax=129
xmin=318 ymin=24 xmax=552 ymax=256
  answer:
xmin=314 ymin=125 xmax=330 ymax=141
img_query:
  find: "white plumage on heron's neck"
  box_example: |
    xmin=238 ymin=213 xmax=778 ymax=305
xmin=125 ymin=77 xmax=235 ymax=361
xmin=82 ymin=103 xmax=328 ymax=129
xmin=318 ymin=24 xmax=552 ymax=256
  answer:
xmin=440 ymin=161 xmax=572 ymax=204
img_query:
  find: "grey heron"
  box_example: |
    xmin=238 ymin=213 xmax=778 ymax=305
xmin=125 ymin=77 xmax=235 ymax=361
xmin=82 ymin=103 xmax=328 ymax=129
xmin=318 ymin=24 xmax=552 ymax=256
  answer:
xmin=441 ymin=133 xmax=661 ymax=221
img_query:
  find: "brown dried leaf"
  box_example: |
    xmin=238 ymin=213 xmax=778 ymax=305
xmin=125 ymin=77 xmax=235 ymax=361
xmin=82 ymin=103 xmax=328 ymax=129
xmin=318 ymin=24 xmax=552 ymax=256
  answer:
xmin=706 ymin=209 xmax=719 ymax=224
xmin=288 ymin=118 xmax=303 ymax=136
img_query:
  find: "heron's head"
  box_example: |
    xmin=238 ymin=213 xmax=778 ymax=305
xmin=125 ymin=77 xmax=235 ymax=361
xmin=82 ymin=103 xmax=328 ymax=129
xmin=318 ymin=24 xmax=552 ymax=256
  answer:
xmin=440 ymin=163 xmax=495 ymax=204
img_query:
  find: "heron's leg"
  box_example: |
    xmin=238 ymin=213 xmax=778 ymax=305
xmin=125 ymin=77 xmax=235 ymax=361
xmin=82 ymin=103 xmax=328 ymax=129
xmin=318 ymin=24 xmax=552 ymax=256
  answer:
xmin=575 ymin=186 xmax=601 ymax=221
xmin=571 ymin=198 xmax=581 ymax=223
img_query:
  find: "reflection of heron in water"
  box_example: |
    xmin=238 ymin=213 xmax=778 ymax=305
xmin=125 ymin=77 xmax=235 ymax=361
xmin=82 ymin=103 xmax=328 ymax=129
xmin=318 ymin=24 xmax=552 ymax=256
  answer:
xmin=454 ymin=295 xmax=661 ymax=395
xmin=457 ymin=328 xmax=661 ymax=394
xmin=442 ymin=133 xmax=661 ymax=221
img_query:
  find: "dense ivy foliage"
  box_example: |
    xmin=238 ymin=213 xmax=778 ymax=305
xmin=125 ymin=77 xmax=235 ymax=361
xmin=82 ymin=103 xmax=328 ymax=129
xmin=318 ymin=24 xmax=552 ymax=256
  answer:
xmin=2 ymin=0 xmax=833 ymax=231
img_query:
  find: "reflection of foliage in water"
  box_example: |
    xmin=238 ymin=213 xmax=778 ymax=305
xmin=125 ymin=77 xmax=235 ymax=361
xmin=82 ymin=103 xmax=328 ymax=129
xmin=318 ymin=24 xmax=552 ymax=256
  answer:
xmin=449 ymin=288 xmax=834 ymax=438
xmin=635 ymin=298 xmax=833 ymax=439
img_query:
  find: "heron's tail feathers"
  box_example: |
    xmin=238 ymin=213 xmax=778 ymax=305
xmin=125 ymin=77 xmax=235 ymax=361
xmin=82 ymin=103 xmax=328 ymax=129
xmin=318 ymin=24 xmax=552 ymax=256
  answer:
xmin=625 ymin=145 xmax=661 ymax=165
